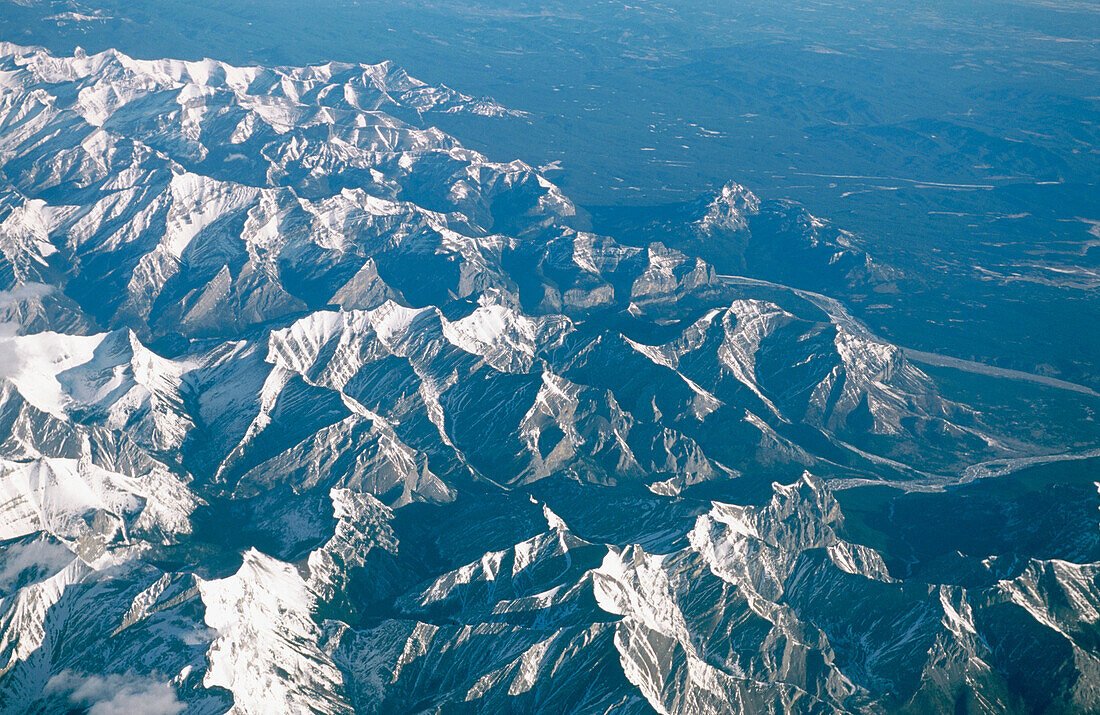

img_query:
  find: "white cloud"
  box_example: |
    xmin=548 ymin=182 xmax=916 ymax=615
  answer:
xmin=45 ymin=670 xmax=185 ymax=715
xmin=0 ymin=537 xmax=74 ymax=594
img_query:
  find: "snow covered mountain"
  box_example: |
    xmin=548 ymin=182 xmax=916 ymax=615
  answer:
xmin=0 ymin=43 xmax=1097 ymax=714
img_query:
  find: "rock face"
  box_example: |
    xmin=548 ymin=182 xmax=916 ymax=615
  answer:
xmin=0 ymin=43 xmax=1096 ymax=714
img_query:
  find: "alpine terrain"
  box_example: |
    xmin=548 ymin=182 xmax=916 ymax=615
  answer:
xmin=0 ymin=43 xmax=1097 ymax=714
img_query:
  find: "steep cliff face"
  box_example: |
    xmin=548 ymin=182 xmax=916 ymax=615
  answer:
xmin=0 ymin=43 xmax=1095 ymax=714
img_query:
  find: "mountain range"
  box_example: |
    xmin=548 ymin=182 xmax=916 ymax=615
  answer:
xmin=0 ymin=43 xmax=1097 ymax=714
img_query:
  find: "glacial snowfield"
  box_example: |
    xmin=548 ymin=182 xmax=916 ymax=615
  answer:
xmin=0 ymin=43 xmax=1098 ymax=713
